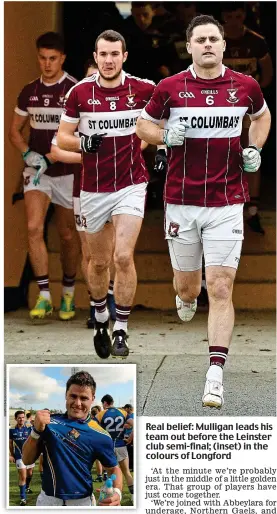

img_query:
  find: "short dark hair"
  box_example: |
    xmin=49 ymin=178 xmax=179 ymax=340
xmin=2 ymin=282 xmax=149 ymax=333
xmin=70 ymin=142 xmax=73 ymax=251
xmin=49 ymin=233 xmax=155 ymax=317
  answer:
xmin=95 ymin=30 xmax=126 ymax=53
xmin=221 ymin=2 xmax=245 ymax=13
xmin=36 ymin=32 xmax=65 ymax=53
xmin=26 ymin=412 xmax=32 ymax=419
xmin=123 ymin=404 xmax=133 ymax=410
xmin=14 ymin=410 xmax=25 ymax=419
xmin=131 ymin=2 xmax=155 ymax=8
xmin=84 ymin=57 xmax=98 ymax=76
xmin=66 ymin=371 xmax=96 ymax=395
xmin=101 ymin=394 xmax=114 ymax=405
xmin=186 ymin=14 xmax=224 ymax=41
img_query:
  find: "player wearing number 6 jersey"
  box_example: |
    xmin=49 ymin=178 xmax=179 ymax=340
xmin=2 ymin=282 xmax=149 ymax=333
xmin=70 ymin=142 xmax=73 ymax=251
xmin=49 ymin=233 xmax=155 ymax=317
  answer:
xmin=136 ymin=15 xmax=271 ymax=410
xmin=57 ymin=30 xmax=155 ymax=360
xmin=97 ymin=394 xmax=134 ymax=503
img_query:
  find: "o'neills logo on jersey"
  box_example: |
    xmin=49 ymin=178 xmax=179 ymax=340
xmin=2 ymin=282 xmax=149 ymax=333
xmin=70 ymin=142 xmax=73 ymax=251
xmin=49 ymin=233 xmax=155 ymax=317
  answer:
xmin=30 ymin=113 xmax=61 ymax=123
xmin=227 ymin=89 xmax=239 ymax=104
xmin=126 ymin=94 xmax=137 ymax=108
xmin=201 ymin=90 xmax=218 ymax=95
xmin=88 ymin=116 xmax=139 ymax=130
xmin=105 ymin=96 xmax=119 ymax=101
xmin=180 ymin=115 xmax=240 ymax=129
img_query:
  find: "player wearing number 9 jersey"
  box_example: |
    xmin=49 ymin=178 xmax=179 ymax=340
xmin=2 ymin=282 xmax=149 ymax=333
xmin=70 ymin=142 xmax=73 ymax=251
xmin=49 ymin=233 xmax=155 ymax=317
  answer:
xmin=97 ymin=394 xmax=134 ymax=503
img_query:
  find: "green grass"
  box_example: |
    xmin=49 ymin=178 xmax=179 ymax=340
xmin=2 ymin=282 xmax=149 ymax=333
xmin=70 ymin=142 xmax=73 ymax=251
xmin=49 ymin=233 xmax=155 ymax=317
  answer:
xmin=9 ymin=463 xmax=133 ymax=506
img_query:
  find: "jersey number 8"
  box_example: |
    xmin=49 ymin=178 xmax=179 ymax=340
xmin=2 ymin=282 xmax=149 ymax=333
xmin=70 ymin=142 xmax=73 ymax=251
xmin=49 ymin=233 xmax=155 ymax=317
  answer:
xmin=109 ymin=101 xmax=116 ymax=111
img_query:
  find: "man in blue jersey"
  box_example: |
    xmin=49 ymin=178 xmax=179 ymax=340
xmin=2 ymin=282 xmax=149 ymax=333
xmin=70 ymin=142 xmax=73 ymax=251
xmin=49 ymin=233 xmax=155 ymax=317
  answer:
xmin=9 ymin=411 xmax=35 ymax=506
xmin=123 ymin=403 xmax=134 ymax=472
xmin=97 ymin=394 xmax=134 ymax=503
xmin=22 ymin=371 xmax=122 ymax=506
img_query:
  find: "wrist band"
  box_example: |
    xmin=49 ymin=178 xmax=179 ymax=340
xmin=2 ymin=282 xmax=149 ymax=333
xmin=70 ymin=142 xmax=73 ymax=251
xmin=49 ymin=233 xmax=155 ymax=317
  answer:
xmin=32 ymin=426 xmax=44 ymax=435
xmin=113 ymin=488 xmax=122 ymax=501
xmin=249 ymin=144 xmax=262 ymax=153
xmin=30 ymin=429 xmax=41 ymax=440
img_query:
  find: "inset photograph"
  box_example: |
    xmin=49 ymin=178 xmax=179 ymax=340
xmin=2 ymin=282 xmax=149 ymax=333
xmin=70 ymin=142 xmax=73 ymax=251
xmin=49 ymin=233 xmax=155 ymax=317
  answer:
xmin=8 ymin=364 xmax=135 ymax=507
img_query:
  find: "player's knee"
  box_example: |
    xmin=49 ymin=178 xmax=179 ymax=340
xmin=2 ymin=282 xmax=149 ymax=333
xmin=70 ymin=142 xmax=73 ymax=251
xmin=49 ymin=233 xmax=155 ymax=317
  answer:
xmin=178 ymin=282 xmax=201 ymax=301
xmin=91 ymin=260 xmax=110 ymax=275
xmin=59 ymin=227 xmax=75 ymax=244
xmin=27 ymin=220 xmax=43 ymax=240
xmin=207 ymin=277 xmax=232 ymax=302
xmin=114 ymin=250 xmax=133 ymax=270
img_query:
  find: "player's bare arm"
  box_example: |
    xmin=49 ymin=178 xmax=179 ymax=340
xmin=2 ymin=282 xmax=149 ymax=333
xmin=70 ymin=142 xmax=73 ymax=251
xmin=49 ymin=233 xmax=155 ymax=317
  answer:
xmin=9 ymin=112 xmax=30 ymax=153
xmin=50 ymin=143 xmax=81 ymax=164
xmin=248 ymin=107 xmax=271 ymax=148
xmin=98 ymin=465 xmax=123 ymax=506
xmin=9 ymin=440 xmax=15 ymax=462
xmin=22 ymin=410 xmax=50 ymax=465
xmin=57 ymin=119 xmax=80 ymax=152
xmin=136 ymin=117 xmax=164 ymax=145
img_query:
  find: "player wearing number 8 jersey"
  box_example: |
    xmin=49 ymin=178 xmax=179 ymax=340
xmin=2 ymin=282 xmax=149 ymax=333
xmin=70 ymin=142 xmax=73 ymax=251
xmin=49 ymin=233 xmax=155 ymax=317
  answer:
xmin=136 ymin=15 xmax=271 ymax=409
xmin=97 ymin=394 xmax=134 ymax=503
xmin=57 ymin=30 xmax=155 ymax=360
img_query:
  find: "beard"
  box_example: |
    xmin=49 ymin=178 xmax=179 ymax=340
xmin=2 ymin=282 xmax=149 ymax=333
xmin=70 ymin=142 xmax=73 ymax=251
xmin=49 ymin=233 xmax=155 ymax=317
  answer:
xmin=98 ymin=67 xmax=122 ymax=82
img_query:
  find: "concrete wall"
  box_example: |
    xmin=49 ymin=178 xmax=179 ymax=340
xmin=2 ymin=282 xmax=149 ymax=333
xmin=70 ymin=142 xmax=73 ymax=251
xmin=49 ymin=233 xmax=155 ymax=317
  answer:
xmin=4 ymin=2 xmax=61 ymax=286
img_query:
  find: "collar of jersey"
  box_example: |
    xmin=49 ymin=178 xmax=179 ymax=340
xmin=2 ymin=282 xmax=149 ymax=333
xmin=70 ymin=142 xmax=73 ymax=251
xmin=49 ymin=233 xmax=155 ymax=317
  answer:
xmin=62 ymin=412 xmax=92 ymax=424
xmin=189 ymin=64 xmax=226 ymax=79
xmin=95 ymin=70 xmax=126 ymax=87
xmin=40 ymin=71 xmax=68 ymax=87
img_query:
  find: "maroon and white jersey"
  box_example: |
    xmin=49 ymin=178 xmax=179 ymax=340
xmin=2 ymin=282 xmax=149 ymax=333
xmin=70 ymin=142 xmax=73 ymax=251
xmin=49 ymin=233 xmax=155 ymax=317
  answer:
xmin=141 ymin=65 xmax=267 ymax=207
xmin=61 ymin=71 xmax=155 ymax=193
xmin=15 ymin=72 xmax=77 ymax=177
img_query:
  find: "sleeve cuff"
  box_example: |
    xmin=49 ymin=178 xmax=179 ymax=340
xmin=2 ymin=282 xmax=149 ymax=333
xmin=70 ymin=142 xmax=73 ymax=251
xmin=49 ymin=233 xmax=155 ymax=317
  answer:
xmin=140 ymin=108 xmax=161 ymax=125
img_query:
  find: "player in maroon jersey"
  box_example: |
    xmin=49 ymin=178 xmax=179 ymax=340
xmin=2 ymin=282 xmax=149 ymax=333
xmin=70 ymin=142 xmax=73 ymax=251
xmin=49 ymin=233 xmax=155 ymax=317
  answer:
xmin=136 ymin=15 xmax=271 ymax=409
xmin=51 ymin=56 xmax=117 ymax=328
xmin=57 ymin=30 xmax=155 ymax=359
xmin=9 ymin=32 xmax=80 ymax=321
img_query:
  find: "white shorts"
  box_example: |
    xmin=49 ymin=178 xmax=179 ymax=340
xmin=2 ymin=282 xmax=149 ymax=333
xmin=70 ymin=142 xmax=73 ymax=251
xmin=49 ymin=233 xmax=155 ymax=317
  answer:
xmin=115 ymin=445 xmax=128 ymax=462
xmin=80 ymin=182 xmax=147 ymax=234
xmin=73 ymin=196 xmax=85 ymax=232
xmin=23 ymin=167 xmax=73 ymax=210
xmin=166 ymin=204 xmax=244 ymax=271
xmin=36 ymin=490 xmax=96 ymax=506
xmin=16 ymin=459 xmax=35 ymax=470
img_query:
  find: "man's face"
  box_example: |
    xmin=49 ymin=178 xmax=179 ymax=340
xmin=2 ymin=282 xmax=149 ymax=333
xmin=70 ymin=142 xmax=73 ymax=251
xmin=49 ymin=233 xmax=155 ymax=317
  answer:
xmin=66 ymin=384 xmax=95 ymax=420
xmin=94 ymin=39 xmax=127 ymax=82
xmin=16 ymin=414 xmax=25 ymax=427
xmin=222 ymin=9 xmax=245 ymax=30
xmin=187 ymin=24 xmax=226 ymax=69
xmin=131 ymin=5 xmax=155 ymax=31
xmin=37 ymin=48 xmax=65 ymax=81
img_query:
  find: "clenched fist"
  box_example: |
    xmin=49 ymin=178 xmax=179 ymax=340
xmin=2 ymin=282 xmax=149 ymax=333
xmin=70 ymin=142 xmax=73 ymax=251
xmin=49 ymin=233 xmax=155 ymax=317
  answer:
xmin=34 ymin=410 xmax=51 ymax=433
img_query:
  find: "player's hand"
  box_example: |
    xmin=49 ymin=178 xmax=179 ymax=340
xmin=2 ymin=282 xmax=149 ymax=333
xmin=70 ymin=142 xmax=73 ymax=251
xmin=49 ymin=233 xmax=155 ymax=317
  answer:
xmin=9 ymin=456 xmax=15 ymax=463
xmin=34 ymin=410 xmax=51 ymax=433
xmin=154 ymin=149 xmax=167 ymax=174
xmin=98 ymin=491 xmax=121 ymax=506
xmin=32 ymin=155 xmax=52 ymax=185
xmin=22 ymin=149 xmax=44 ymax=168
xmin=163 ymin=122 xmax=190 ymax=147
xmin=242 ymin=146 xmax=261 ymax=172
xmin=79 ymin=133 xmax=107 ymax=153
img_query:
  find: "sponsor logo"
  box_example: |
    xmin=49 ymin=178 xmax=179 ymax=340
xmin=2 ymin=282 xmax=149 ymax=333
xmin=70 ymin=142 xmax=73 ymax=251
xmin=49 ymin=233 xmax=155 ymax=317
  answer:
xmin=201 ymin=90 xmax=218 ymax=95
xmin=126 ymin=94 xmax=137 ymax=108
xmin=168 ymin=222 xmax=180 ymax=238
xmin=227 ymin=89 xmax=239 ymax=104
xmin=68 ymin=428 xmax=80 ymax=439
xmin=235 ymin=257 xmax=240 ymax=263
xmin=232 ymin=229 xmax=242 ymax=234
xmin=42 ymin=94 xmax=53 ymax=98
xmin=105 ymin=96 xmax=119 ymax=101
xmin=29 ymin=96 xmax=38 ymax=101
xmin=179 ymin=115 xmax=240 ymax=129
xmin=88 ymin=116 xmax=139 ymax=131
xmin=88 ymin=99 xmax=101 ymax=105
xmin=179 ymin=92 xmax=195 ymax=98
xmin=30 ymin=113 xmax=61 ymax=124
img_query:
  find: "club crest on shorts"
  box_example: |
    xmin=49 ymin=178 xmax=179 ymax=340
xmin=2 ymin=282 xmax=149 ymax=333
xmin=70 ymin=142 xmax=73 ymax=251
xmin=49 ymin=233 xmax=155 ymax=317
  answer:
xmin=226 ymin=89 xmax=239 ymax=104
xmin=24 ymin=176 xmax=30 ymax=186
xmin=68 ymin=428 xmax=80 ymax=439
xmin=168 ymin=222 xmax=180 ymax=237
xmin=126 ymin=94 xmax=137 ymax=108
